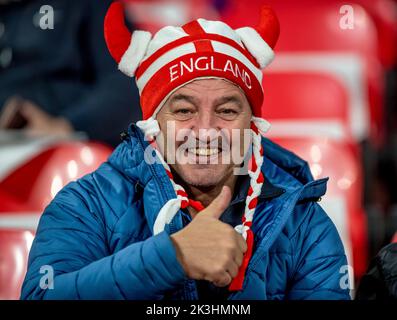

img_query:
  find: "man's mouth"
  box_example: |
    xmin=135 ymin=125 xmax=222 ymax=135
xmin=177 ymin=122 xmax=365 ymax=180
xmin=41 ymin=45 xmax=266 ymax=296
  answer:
xmin=187 ymin=147 xmax=221 ymax=156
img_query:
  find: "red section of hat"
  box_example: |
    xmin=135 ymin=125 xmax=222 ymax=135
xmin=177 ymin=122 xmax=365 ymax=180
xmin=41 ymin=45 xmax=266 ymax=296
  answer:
xmin=182 ymin=20 xmax=214 ymax=53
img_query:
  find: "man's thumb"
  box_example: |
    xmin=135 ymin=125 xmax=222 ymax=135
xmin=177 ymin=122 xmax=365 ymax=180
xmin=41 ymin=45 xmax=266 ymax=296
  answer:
xmin=202 ymin=186 xmax=232 ymax=219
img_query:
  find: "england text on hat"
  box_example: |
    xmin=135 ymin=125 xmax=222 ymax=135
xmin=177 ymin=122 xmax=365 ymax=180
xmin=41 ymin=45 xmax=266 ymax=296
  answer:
xmin=169 ymin=56 xmax=252 ymax=89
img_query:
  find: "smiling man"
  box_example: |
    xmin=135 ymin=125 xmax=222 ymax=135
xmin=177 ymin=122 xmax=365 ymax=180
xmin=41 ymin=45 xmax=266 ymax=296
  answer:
xmin=21 ymin=2 xmax=350 ymax=300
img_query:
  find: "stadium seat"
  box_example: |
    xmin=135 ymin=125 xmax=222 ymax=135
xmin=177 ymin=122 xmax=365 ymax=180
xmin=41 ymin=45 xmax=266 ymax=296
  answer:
xmin=270 ymin=136 xmax=368 ymax=279
xmin=221 ymin=0 xmax=385 ymax=143
xmin=0 ymin=229 xmax=35 ymax=300
xmin=0 ymin=141 xmax=112 ymax=300
xmin=0 ymin=142 xmax=111 ymax=213
xmin=222 ymin=0 xmax=383 ymax=62
xmin=356 ymin=0 xmax=397 ymax=69
xmin=262 ymin=71 xmax=351 ymax=141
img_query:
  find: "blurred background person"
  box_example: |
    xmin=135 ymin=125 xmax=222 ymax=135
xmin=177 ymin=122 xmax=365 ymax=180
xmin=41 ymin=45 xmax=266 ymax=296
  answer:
xmin=0 ymin=0 xmax=141 ymax=146
xmin=356 ymin=241 xmax=397 ymax=300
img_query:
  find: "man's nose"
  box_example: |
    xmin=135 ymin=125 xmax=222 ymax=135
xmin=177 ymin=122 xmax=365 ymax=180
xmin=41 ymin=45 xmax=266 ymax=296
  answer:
xmin=195 ymin=112 xmax=218 ymax=130
xmin=193 ymin=112 xmax=219 ymax=141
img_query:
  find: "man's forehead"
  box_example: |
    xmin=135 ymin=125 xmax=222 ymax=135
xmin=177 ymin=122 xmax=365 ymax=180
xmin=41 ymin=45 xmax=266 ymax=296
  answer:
xmin=167 ymin=79 xmax=248 ymax=104
xmin=176 ymin=78 xmax=243 ymax=93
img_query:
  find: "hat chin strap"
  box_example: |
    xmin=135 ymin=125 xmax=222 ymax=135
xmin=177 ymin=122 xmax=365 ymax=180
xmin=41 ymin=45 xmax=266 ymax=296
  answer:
xmin=251 ymin=116 xmax=271 ymax=135
xmin=153 ymin=198 xmax=182 ymax=235
xmin=136 ymin=117 xmax=161 ymax=141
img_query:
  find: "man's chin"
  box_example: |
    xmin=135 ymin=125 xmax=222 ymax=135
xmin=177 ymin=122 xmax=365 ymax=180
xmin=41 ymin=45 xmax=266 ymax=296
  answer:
xmin=173 ymin=165 xmax=231 ymax=188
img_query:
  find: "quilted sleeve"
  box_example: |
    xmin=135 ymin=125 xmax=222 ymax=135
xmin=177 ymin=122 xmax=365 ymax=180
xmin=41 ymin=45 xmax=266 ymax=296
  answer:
xmin=287 ymin=202 xmax=351 ymax=300
xmin=20 ymin=174 xmax=186 ymax=300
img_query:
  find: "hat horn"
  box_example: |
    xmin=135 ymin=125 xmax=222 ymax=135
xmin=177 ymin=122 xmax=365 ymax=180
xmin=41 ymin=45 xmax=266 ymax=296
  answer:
xmin=104 ymin=1 xmax=132 ymax=63
xmin=255 ymin=5 xmax=280 ymax=49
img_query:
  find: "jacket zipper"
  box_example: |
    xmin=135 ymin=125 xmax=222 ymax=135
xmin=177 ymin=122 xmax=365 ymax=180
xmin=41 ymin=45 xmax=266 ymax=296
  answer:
xmin=249 ymin=178 xmax=327 ymax=271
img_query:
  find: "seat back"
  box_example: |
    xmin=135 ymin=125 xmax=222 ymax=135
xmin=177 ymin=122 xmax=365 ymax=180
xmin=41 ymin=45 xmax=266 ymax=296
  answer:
xmin=0 ymin=142 xmax=111 ymax=213
xmin=270 ymin=136 xmax=368 ymax=278
xmin=0 ymin=229 xmax=35 ymax=300
xmin=222 ymin=0 xmax=385 ymax=142
xmin=262 ymin=70 xmax=351 ymax=140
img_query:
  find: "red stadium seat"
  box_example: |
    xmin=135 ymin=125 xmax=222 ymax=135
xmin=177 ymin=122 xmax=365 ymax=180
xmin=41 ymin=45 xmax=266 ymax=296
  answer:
xmin=222 ymin=0 xmax=383 ymax=62
xmin=262 ymin=71 xmax=351 ymax=141
xmin=0 ymin=141 xmax=112 ymax=299
xmin=356 ymin=0 xmax=397 ymax=69
xmin=0 ymin=142 xmax=111 ymax=213
xmin=267 ymin=54 xmax=377 ymax=142
xmin=263 ymin=72 xmax=349 ymax=120
xmin=270 ymin=136 xmax=368 ymax=279
xmin=0 ymin=229 xmax=35 ymax=300
xmin=221 ymin=0 xmax=385 ymax=143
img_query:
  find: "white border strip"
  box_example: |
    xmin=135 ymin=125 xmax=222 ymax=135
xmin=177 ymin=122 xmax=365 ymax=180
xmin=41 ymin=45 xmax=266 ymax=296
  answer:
xmin=0 ymin=213 xmax=41 ymax=230
xmin=265 ymin=119 xmax=348 ymax=141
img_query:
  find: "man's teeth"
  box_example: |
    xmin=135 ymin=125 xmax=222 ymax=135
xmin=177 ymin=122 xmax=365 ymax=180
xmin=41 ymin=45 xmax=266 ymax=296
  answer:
xmin=189 ymin=148 xmax=219 ymax=156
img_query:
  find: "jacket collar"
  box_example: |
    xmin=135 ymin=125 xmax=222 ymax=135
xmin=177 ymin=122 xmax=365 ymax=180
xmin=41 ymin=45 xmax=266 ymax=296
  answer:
xmin=230 ymin=174 xmax=285 ymax=206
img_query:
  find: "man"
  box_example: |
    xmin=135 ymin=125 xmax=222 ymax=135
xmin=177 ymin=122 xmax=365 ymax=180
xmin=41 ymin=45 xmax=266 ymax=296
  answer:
xmin=21 ymin=2 xmax=350 ymax=300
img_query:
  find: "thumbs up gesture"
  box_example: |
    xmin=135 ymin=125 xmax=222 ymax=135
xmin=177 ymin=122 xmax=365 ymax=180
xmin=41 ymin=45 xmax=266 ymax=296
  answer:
xmin=170 ymin=186 xmax=247 ymax=287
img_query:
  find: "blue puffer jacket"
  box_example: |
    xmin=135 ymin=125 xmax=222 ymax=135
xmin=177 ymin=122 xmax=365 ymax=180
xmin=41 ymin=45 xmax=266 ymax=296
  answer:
xmin=21 ymin=124 xmax=350 ymax=300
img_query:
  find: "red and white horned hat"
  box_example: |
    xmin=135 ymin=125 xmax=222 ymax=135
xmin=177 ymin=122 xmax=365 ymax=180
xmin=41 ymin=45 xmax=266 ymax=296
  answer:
xmin=104 ymin=1 xmax=279 ymax=291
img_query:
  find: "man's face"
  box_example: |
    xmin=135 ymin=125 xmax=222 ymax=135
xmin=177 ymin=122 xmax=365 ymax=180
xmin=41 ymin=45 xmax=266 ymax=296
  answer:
xmin=156 ymin=79 xmax=252 ymax=188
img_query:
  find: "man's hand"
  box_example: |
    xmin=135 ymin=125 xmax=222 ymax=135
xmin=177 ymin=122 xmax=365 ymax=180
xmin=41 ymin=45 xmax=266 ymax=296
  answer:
xmin=170 ymin=186 xmax=247 ymax=287
xmin=1 ymin=96 xmax=73 ymax=136
xmin=20 ymin=100 xmax=73 ymax=137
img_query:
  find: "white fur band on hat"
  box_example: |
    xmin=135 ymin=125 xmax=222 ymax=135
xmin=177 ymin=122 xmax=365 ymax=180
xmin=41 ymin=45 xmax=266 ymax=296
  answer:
xmin=236 ymin=27 xmax=275 ymax=69
xmin=118 ymin=30 xmax=152 ymax=77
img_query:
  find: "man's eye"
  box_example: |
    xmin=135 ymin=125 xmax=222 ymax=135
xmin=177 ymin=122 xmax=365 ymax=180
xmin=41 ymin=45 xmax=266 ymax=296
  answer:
xmin=218 ymin=109 xmax=238 ymax=115
xmin=172 ymin=108 xmax=196 ymax=120
xmin=175 ymin=109 xmax=193 ymax=114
